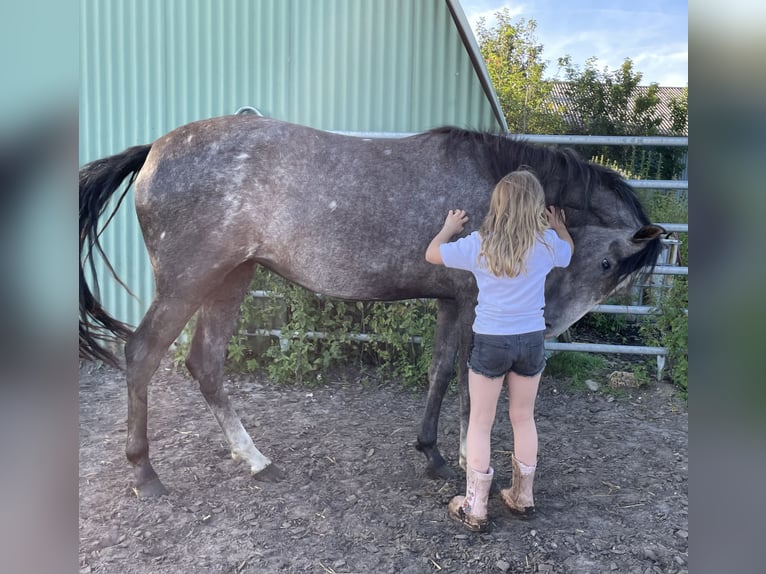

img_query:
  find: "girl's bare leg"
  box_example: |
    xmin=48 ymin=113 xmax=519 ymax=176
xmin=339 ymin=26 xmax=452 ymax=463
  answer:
xmin=465 ymin=370 xmax=504 ymax=472
xmin=506 ymin=371 xmax=542 ymax=466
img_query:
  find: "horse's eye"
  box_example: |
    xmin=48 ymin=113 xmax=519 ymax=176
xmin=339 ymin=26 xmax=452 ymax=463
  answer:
xmin=601 ymin=258 xmax=611 ymax=271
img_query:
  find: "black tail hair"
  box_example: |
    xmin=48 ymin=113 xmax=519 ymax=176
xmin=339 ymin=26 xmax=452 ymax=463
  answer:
xmin=79 ymin=144 xmax=152 ymax=368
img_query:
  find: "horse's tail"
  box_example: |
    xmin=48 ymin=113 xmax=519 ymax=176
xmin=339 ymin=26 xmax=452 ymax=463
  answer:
xmin=79 ymin=144 xmax=153 ymax=368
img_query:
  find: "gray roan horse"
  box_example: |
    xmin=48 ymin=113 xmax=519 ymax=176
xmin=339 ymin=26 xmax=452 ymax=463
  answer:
xmin=80 ymin=115 xmax=664 ymax=496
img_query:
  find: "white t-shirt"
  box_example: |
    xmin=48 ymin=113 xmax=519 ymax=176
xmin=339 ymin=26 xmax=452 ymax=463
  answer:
xmin=440 ymin=230 xmax=572 ymax=335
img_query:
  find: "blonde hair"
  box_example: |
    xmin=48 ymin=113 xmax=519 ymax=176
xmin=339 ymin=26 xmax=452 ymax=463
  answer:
xmin=478 ymin=170 xmax=549 ymax=277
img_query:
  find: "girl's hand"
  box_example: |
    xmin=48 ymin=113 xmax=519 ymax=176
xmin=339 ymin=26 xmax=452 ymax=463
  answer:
xmin=545 ymin=205 xmax=574 ymax=254
xmin=545 ymin=206 xmax=566 ymax=230
xmin=443 ymin=209 xmax=468 ymax=236
xmin=425 ymin=209 xmax=469 ymax=265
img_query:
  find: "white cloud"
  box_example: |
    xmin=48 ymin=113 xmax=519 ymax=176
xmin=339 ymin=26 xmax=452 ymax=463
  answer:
xmin=463 ymin=2 xmax=526 ymax=34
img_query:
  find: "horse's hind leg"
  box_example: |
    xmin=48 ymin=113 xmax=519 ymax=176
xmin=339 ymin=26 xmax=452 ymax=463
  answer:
xmin=185 ymin=261 xmax=285 ymax=482
xmin=125 ymin=297 xmax=201 ymax=497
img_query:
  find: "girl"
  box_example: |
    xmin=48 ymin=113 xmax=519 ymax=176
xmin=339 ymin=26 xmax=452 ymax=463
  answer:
xmin=425 ymin=169 xmax=573 ymax=532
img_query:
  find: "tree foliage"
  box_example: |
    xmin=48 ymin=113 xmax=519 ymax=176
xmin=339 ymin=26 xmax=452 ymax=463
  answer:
xmin=558 ymin=57 xmax=662 ymax=135
xmin=669 ymin=86 xmax=689 ymax=134
xmin=475 ymin=11 xmax=688 ymax=179
xmin=475 ymin=10 xmax=565 ymax=134
xmin=557 ymin=57 xmax=687 ymax=179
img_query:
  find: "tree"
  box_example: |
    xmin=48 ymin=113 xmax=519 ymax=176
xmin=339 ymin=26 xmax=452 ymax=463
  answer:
xmin=557 ymin=57 xmax=686 ymax=179
xmin=669 ymin=86 xmax=689 ymax=134
xmin=475 ymin=10 xmax=565 ymax=134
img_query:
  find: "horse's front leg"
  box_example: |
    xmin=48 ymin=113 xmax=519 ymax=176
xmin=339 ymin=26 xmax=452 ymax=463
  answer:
xmin=186 ymin=262 xmax=285 ymax=483
xmin=416 ymin=298 xmax=464 ymax=479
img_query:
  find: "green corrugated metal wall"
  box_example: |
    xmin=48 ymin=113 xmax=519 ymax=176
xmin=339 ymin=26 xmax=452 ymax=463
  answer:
xmin=80 ymin=0 xmax=503 ymax=327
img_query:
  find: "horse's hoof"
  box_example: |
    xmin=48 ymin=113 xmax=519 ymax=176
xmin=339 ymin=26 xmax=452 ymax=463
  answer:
xmin=426 ymin=461 xmax=456 ymax=480
xmin=253 ymin=463 xmax=285 ymax=483
xmin=416 ymin=441 xmax=456 ymax=480
xmin=132 ymin=476 xmax=169 ymax=498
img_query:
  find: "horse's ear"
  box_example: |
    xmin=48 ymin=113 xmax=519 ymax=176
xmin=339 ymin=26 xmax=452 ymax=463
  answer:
xmin=631 ymin=224 xmax=666 ymax=243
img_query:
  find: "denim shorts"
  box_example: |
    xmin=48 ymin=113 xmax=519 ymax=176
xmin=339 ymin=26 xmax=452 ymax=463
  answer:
xmin=467 ymin=331 xmax=546 ymax=379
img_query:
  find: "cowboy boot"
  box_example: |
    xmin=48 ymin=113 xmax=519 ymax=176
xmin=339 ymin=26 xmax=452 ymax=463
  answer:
xmin=448 ymin=465 xmax=494 ymax=532
xmin=500 ymin=454 xmax=536 ymax=518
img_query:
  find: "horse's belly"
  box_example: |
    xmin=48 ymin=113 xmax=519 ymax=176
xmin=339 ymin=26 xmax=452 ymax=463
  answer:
xmin=262 ymin=253 xmax=449 ymax=301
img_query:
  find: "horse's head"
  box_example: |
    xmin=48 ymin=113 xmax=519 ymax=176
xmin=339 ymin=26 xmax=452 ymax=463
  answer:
xmin=543 ymin=222 xmax=665 ymax=337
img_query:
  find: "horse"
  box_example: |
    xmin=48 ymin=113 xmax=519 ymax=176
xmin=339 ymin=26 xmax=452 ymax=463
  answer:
xmin=80 ymin=115 xmax=664 ymax=496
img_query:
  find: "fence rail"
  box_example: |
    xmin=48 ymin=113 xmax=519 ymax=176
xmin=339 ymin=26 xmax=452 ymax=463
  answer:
xmin=332 ymin=131 xmax=689 ymax=148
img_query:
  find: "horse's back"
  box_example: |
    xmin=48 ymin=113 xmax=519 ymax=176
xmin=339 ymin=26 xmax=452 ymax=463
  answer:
xmin=134 ymin=116 xmax=477 ymax=300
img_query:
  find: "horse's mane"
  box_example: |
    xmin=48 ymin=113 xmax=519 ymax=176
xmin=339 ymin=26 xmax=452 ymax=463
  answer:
xmin=428 ymin=126 xmax=662 ymax=280
xmin=428 ymin=126 xmax=650 ymax=223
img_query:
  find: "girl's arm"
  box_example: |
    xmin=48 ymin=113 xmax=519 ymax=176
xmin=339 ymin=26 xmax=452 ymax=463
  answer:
xmin=425 ymin=209 xmax=469 ymax=265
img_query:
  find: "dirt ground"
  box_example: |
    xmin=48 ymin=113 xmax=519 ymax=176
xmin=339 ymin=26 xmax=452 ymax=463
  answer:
xmin=79 ymin=359 xmax=687 ymax=574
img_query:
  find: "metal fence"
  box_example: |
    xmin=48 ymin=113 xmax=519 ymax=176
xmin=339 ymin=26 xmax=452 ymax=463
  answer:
xmin=531 ymin=134 xmax=688 ymax=379
xmin=246 ymin=132 xmax=688 ymax=379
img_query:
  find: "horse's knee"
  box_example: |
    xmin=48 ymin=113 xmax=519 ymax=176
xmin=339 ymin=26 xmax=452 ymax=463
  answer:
xmin=428 ymin=349 xmax=456 ymax=379
xmin=184 ymin=349 xmax=202 ymax=381
xmin=185 ymin=322 xmax=228 ymax=390
xmin=191 ymin=366 xmax=224 ymax=399
xmin=184 ymin=338 xmax=223 ymax=395
xmin=184 ymin=323 xmax=206 ymax=374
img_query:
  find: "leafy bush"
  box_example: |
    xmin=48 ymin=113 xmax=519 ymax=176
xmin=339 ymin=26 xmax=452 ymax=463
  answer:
xmin=173 ymin=266 xmax=439 ymax=388
xmin=640 ymin=276 xmax=688 ymax=395
xmin=638 ymin=188 xmax=688 ymax=393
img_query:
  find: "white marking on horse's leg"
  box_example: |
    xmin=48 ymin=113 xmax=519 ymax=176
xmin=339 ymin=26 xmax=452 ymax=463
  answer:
xmin=204 ymin=398 xmax=271 ymax=474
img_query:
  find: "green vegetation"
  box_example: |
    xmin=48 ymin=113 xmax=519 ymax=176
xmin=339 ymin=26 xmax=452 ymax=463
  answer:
xmin=640 ymin=275 xmax=688 ymax=395
xmin=175 ymin=267 xmax=438 ymax=388
xmin=544 ymin=352 xmax=607 ymax=390
xmin=638 ymin=186 xmax=688 ymax=394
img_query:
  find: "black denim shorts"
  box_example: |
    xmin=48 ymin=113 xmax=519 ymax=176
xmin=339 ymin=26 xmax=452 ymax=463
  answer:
xmin=467 ymin=331 xmax=546 ymax=379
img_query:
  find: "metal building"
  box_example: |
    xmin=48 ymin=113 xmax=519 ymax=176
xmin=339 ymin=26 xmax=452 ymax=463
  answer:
xmin=80 ymin=0 xmax=506 ymax=327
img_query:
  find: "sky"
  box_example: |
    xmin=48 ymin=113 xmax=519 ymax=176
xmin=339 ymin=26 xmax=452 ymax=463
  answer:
xmin=459 ymin=0 xmax=688 ymax=87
